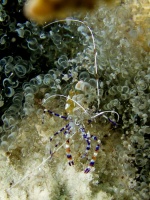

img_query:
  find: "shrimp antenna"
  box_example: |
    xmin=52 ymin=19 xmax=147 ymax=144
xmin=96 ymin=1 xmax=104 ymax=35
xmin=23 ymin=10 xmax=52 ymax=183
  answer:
xmin=6 ymin=132 xmax=76 ymax=192
xmin=43 ymin=18 xmax=100 ymax=107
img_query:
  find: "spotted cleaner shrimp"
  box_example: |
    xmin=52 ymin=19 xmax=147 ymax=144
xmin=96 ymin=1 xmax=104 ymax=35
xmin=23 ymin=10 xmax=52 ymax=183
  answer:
xmin=7 ymin=18 xmax=119 ymax=191
xmin=41 ymin=19 xmax=119 ymax=173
